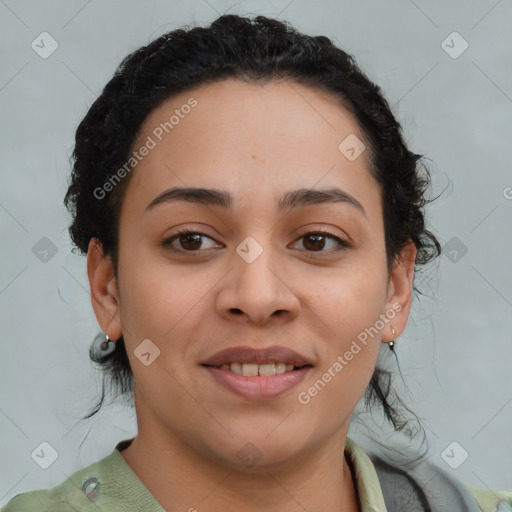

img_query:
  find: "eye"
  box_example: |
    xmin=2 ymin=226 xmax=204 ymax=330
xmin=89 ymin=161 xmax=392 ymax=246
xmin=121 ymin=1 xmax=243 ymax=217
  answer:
xmin=162 ymin=228 xmax=220 ymax=253
xmin=291 ymin=230 xmax=351 ymax=256
xmin=161 ymin=228 xmax=351 ymax=256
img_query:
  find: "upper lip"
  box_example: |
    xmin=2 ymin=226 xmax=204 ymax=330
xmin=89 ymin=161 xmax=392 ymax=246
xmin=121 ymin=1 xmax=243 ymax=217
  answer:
xmin=202 ymin=345 xmax=313 ymax=367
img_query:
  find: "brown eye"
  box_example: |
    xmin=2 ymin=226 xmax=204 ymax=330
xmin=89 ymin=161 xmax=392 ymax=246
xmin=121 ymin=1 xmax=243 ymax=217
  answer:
xmin=161 ymin=229 xmax=350 ymax=257
xmin=162 ymin=229 xmax=220 ymax=253
xmin=176 ymin=232 xmax=202 ymax=251
xmin=292 ymin=231 xmax=350 ymax=255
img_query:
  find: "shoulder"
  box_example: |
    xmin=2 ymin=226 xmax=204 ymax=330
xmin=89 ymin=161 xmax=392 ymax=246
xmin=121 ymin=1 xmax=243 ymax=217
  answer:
xmin=367 ymin=447 xmax=511 ymax=512
xmin=466 ymin=484 xmax=512 ymax=512
xmin=1 ymin=452 xmax=114 ymax=512
xmin=1 ymin=481 xmax=95 ymax=512
xmin=1 ymin=490 xmax=52 ymax=511
xmin=1 ymin=440 xmax=162 ymax=512
xmin=1 ymin=489 xmax=66 ymax=512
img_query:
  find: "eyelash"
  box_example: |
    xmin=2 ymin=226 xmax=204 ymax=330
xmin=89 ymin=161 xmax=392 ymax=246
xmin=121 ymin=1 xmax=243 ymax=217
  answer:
xmin=161 ymin=228 xmax=351 ymax=257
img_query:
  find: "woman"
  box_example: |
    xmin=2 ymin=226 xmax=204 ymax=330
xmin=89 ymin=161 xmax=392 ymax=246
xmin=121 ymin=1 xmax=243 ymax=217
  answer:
xmin=2 ymin=13 xmax=510 ymax=512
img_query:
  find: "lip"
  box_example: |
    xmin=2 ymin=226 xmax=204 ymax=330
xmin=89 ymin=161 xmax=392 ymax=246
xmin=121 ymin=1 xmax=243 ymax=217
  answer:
xmin=203 ymin=365 xmax=312 ymax=400
xmin=201 ymin=345 xmax=312 ymax=367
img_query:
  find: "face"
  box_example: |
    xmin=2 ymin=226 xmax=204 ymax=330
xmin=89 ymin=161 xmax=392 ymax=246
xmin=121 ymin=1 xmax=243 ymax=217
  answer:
xmin=88 ymin=77 xmax=416 ymax=472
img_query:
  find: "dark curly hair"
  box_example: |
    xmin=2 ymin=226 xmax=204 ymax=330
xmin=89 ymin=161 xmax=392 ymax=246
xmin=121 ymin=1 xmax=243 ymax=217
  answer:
xmin=64 ymin=14 xmax=442 ymax=465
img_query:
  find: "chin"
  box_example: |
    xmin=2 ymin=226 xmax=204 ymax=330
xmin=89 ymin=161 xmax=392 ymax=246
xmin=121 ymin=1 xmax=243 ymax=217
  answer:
xmin=210 ymin=430 xmax=311 ymax=473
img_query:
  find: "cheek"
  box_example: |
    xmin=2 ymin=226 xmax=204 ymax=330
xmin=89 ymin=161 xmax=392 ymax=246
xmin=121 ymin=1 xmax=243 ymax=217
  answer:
xmin=299 ymin=280 xmax=384 ymax=421
xmin=298 ymin=255 xmax=387 ymax=387
xmin=117 ymin=245 xmax=206 ymax=338
xmin=300 ymin=257 xmax=389 ymax=333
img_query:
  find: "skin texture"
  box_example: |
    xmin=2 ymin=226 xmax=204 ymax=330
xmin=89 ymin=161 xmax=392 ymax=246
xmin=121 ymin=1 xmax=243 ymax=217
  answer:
xmin=88 ymin=78 xmax=416 ymax=512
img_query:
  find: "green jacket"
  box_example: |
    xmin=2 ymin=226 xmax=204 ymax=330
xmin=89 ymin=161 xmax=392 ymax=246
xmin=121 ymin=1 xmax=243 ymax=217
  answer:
xmin=2 ymin=437 xmax=511 ymax=511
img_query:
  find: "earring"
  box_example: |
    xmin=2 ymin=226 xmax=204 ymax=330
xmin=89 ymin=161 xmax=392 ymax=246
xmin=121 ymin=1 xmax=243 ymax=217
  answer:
xmin=90 ymin=332 xmax=117 ymax=363
xmin=389 ymin=327 xmax=396 ymax=352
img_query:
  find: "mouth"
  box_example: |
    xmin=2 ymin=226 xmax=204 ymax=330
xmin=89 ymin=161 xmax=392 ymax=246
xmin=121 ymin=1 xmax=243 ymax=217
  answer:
xmin=201 ymin=345 xmax=313 ymax=369
xmin=200 ymin=345 xmax=314 ymax=399
xmin=202 ymin=363 xmax=313 ymax=400
xmin=202 ymin=361 xmax=313 ymax=376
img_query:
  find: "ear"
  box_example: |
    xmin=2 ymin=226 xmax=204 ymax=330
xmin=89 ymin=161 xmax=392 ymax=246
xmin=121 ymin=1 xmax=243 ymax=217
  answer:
xmin=87 ymin=238 xmax=123 ymax=340
xmin=382 ymin=238 xmax=417 ymax=342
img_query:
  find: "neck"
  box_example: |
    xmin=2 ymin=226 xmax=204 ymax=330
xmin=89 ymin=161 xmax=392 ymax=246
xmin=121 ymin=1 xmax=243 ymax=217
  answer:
xmin=120 ymin=428 xmax=360 ymax=512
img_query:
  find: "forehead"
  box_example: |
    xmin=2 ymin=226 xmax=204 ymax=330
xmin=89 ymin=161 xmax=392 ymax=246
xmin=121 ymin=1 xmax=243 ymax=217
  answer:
xmin=121 ymin=77 xmax=380 ymax=221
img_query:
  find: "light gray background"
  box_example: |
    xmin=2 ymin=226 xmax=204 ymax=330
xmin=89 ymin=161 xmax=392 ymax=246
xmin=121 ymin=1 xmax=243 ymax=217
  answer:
xmin=1 ymin=0 xmax=511 ymax=506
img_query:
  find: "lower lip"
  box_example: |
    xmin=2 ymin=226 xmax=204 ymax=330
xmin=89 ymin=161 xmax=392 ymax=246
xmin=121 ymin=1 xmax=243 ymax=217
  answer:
xmin=203 ymin=366 xmax=312 ymax=400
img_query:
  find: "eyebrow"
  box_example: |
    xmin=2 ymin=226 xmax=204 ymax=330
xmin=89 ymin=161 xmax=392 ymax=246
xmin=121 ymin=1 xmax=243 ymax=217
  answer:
xmin=144 ymin=186 xmax=366 ymax=216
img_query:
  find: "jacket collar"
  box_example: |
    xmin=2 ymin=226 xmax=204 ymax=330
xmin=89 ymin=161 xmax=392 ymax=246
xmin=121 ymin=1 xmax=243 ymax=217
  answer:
xmin=344 ymin=436 xmax=388 ymax=511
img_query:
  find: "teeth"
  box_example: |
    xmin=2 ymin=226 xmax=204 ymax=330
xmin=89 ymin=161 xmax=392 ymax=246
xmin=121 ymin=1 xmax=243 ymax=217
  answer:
xmin=242 ymin=363 xmax=259 ymax=376
xmin=230 ymin=362 xmax=243 ymax=375
xmin=258 ymin=363 xmax=276 ymax=376
xmin=218 ymin=362 xmax=298 ymax=375
xmin=276 ymin=362 xmax=287 ymax=374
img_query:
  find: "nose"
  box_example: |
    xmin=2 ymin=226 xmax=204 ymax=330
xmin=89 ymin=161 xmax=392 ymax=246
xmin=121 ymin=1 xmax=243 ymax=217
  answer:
xmin=215 ymin=238 xmax=301 ymax=325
